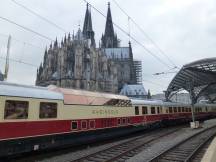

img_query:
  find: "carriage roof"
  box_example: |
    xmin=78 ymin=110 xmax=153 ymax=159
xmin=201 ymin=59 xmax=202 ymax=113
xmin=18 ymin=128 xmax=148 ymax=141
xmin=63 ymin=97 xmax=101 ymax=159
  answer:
xmin=0 ymin=81 xmax=63 ymax=100
xmin=48 ymin=85 xmax=130 ymax=105
xmin=0 ymin=82 xmax=130 ymax=105
xmin=131 ymin=99 xmax=189 ymax=107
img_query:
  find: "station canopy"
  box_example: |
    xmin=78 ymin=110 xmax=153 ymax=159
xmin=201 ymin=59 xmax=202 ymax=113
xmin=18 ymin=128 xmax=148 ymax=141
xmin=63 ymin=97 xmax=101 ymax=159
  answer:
xmin=165 ymin=58 xmax=216 ymax=103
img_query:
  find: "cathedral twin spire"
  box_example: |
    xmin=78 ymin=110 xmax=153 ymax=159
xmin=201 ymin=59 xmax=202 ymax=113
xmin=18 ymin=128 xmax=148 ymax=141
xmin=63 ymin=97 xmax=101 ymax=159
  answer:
xmin=82 ymin=3 xmax=95 ymax=47
xmin=82 ymin=2 xmax=118 ymax=48
xmin=101 ymin=2 xmax=119 ymax=48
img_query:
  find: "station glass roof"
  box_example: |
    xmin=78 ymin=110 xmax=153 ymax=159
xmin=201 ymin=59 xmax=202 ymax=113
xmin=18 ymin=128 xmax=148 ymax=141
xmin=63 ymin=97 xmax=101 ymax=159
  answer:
xmin=166 ymin=58 xmax=216 ymax=103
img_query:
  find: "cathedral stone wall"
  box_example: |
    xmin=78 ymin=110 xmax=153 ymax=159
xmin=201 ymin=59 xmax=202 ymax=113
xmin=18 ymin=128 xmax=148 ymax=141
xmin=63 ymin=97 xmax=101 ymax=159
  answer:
xmin=36 ymin=31 xmax=118 ymax=93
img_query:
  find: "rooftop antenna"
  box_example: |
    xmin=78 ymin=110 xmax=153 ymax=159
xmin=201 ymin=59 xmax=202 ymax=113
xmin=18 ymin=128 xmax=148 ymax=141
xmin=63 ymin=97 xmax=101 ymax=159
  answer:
xmin=4 ymin=35 xmax=11 ymax=81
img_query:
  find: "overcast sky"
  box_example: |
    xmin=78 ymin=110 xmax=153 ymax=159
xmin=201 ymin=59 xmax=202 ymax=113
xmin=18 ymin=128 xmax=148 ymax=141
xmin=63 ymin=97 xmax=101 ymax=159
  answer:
xmin=0 ymin=0 xmax=216 ymax=94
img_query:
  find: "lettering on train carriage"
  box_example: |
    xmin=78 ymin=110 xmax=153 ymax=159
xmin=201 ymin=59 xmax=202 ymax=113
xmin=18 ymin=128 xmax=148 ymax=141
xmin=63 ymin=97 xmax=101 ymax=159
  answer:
xmin=92 ymin=109 xmax=119 ymax=115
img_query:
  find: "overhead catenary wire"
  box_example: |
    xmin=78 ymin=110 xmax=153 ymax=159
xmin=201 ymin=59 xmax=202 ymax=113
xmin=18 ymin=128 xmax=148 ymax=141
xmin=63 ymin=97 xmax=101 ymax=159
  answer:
xmin=0 ymin=34 xmax=44 ymax=69
xmin=0 ymin=33 xmax=44 ymax=50
xmin=10 ymin=0 xmax=67 ymax=33
xmin=82 ymin=0 xmax=172 ymax=69
xmin=112 ymin=0 xmax=178 ymax=69
xmin=0 ymin=56 xmax=38 ymax=67
xmin=0 ymin=16 xmax=54 ymax=42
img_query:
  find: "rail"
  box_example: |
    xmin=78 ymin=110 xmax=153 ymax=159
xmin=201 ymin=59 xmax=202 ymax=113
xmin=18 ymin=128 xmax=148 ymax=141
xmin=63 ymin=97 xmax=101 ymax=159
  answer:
xmin=71 ymin=127 xmax=182 ymax=162
xmin=148 ymin=125 xmax=216 ymax=162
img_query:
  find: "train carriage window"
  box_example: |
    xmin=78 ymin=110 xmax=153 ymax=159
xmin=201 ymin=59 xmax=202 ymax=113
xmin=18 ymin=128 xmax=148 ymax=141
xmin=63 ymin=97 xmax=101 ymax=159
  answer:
xmin=182 ymin=107 xmax=185 ymax=112
xmin=4 ymin=100 xmax=29 ymax=119
xmin=169 ymin=107 xmax=173 ymax=113
xmin=157 ymin=107 xmax=160 ymax=114
xmin=142 ymin=106 xmax=148 ymax=114
xmin=117 ymin=118 xmax=121 ymax=125
xmin=122 ymin=118 xmax=126 ymax=124
xmin=174 ymin=107 xmax=177 ymax=113
xmin=81 ymin=120 xmax=87 ymax=129
xmin=160 ymin=107 xmax=162 ymax=113
xmin=135 ymin=106 xmax=139 ymax=115
xmin=39 ymin=102 xmax=57 ymax=119
xmin=71 ymin=121 xmax=78 ymax=130
xmin=206 ymin=107 xmax=208 ymax=112
xmin=151 ymin=107 xmax=156 ymax=114
xmin=89 ymin=120 xmax=95 ymax=129
xmin=166 ymin=109 xmax=168 ymax=113
xmin=178 ymin=107 xmax=181 ymax=112
xmin=189 ymin=108 xmax=191 ymax=112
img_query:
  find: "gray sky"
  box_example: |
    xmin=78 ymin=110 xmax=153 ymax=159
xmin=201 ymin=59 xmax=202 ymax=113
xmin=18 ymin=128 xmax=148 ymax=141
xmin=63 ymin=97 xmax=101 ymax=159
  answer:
xmin=0 ymin=0 xmax=216 ymax=94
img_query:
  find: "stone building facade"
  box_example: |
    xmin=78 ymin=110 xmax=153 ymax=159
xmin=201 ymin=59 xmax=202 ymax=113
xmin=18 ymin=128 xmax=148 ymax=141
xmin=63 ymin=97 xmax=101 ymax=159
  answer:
xmin=36 ymin=3 xmax=141 ymax=93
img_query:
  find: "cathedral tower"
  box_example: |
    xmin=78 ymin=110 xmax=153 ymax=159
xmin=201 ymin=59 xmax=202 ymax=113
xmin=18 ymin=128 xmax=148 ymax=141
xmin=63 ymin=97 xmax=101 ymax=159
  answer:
xmin=83 ymin=3 xmax=96 ymax=47
xmin=101 ymin=2 xmax=119 ymax=48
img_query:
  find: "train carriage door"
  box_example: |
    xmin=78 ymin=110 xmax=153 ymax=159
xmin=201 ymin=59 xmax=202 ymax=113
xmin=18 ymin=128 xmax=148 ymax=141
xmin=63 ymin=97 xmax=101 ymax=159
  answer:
xmin=142 ymin=106 xmax=148 ymax=124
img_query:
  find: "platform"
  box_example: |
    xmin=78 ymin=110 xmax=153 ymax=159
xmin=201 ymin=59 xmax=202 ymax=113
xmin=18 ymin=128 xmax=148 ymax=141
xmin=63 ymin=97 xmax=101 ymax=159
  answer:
xmin=201 ymin=135 xmax=216 ymax=162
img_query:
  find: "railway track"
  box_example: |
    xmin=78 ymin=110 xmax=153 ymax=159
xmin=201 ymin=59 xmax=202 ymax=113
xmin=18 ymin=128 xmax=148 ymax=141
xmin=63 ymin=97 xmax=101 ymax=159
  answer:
xmin=149 ymin=126 xmax=216 ymax=162
xmin=71 ymin=127 xmax=182 ymax=162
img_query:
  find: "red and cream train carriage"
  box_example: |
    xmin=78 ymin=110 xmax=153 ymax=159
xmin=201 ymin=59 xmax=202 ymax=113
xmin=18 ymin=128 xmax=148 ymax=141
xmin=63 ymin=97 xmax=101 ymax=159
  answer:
xmin=0 ymin=81 xmax=216 ymax=157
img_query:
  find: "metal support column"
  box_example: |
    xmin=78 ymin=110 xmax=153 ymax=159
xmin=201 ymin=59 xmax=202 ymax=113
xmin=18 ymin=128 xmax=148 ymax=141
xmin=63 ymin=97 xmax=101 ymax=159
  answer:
xmin=188 ymin=80 xmax=196 ymax=123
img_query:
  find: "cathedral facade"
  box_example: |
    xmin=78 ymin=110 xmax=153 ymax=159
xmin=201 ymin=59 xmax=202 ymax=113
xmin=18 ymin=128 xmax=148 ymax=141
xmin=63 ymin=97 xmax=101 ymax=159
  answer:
xmin=36 ymin=3 xmax=141 ymax=93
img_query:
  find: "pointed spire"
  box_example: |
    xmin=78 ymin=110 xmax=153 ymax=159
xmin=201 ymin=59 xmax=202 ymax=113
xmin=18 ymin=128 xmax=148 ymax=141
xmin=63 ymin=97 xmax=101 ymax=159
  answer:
xmin=101 ymin=2 xmax=118 ymax=48
xmin=64 ymin=34 xmax=67 ymax=43
xmin=147 ymin=89 xmax=151 ymax=99
xmin=61 ymin=39 xmax=64 ymax=46
xmin=54 ymin=37 xmax=58 ymax=47
xmin=68 ymin=33 xmax=71 ymax=41
xmin=83 ymin=3 xmax=93 ymax=33
xmin=105 ymin=2 xmax=114 ymax=37
xmin=43 ymin=47 xmax=48 ymax=66
xmin=82 ymin=3 xmax=95 ymax=47
xmin=49 ymin=43 xmax=52 ymax=50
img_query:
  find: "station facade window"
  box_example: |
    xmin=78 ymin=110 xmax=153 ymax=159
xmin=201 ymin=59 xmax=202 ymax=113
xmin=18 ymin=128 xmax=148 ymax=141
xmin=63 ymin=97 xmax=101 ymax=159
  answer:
xmin=4 ymin=100 xmax=29 ymax=119
xmin=39 ymin=102 xmax=57 ymax=119
xmin=135 ymin=106 xmax=139 ymax=115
